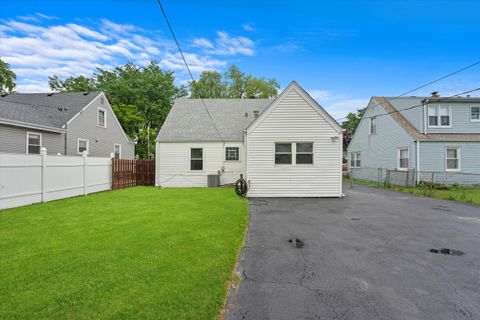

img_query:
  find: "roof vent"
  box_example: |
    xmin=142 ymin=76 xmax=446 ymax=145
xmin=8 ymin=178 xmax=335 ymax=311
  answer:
xmin=430 ymin=91 xmax=439 ymax=97
xmin=0 ymin=93 xmax=7 ymax=97
xmin=253 ymin=110 xmax=260 ymax=118
xmin=83 ymin=92 xmax=89 ymax=95
xmin=47 ymin=93 xmax=54 ymax=96
xmin=245 ymin=112 xmax=248 ymax=117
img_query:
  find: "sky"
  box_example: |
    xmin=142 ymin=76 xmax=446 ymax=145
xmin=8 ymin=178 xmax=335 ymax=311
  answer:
xmin=1 ymin=0 xmax=480 ymax=120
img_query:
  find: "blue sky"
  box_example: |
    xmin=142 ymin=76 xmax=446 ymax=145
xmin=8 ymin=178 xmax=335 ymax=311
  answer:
xmin=1 ymin=0 xmax=480 ymax=119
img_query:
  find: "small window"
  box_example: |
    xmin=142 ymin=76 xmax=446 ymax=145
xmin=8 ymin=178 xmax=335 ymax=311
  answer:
xmin=98 ymin=108 xmax=106 ymax=128
xmin=78 ymin=139 xmax=89 ymax=154
xmin=350 ymin=152 xmax=361 ymax=168
xmin=398 ymin=148 xmax=409 ymax=170
xmin=428 ymin=105 xmax=451 ymax=127
xmin=471 ymin=106 xmax=480 ymax=122
xmin=296 ymin=143 xmax=313 ymax=164
xmin=446 ymin=148 xmax=460 ymax=171
xmin=275 ymin=143 xmax=292 ymax=164
xmin=190 ymin=148 xmax=203 ymax=170
xmin=369 ymin=117 xmax=377 ymax=135
xmin=114 ymin=144 xmax=121 ymax=159
xmin=27 ymin=132 xmax=42 ymax=154
xmin=225 ymin=147 xmax=239 ymax=161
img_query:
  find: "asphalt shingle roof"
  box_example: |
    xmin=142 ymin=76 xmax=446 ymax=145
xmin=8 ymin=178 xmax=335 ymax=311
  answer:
xmin=0 ymin=92 xmax=101 ymax=129
xmin=156 ymin=98 xmax=273 ymax=141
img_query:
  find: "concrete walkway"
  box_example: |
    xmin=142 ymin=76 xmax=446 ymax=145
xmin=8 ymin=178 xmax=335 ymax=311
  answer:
xmin=225 ymin=184 xmax=480 ymax=320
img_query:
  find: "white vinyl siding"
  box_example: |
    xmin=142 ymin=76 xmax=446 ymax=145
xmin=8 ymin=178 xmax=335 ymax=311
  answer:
xmin=26 ymin=132 xmax=42 ymax=154
xmin=445 ymin=147 xmax=460 ymax=171
xmin=246 ymin=88 xmax=342 ymax=197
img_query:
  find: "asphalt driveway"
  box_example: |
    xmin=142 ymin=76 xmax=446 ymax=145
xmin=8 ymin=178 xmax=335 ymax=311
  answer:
xmin=225 ymin=184 xmax=480 ymax=320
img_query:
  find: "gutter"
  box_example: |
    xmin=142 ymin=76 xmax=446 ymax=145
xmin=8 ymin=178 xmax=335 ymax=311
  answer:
xmin=0 ymin=118 xmax=66 ymax=133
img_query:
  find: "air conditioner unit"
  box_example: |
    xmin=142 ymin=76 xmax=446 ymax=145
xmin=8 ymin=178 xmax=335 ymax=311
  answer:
xmin=207 ymin=174 xmax=220 ymax=188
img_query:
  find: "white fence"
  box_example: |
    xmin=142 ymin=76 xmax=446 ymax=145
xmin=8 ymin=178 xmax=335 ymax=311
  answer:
xmin=0 ymin=148 xmax=113 ymax=210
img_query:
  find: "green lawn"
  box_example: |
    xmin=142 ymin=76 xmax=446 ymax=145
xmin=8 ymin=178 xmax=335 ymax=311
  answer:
xmin=343 ymin=177 xmax=480 ymax=205
xmin=0 ymin=187 xmax=248 ymax=320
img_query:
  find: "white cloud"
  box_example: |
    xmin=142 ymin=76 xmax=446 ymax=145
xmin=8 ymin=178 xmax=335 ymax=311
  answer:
xmin=307 ymin=89 xmax=331 ymax=100
xmin=324 ymin=98 xmax=370 ymax=121
xmin=242 ymin=23 xmax=255 ymax=32
xmin=192 ymin=31 xmax=255 ymax=56
xmin=0 ymin=18 xmax=243 ymax=92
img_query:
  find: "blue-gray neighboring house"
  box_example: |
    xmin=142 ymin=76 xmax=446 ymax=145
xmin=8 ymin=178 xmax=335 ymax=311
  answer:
xmin=0 ymin=92 xmax=135 ymax=159
xmin=347 ymin=93 xmax=480 ymax=184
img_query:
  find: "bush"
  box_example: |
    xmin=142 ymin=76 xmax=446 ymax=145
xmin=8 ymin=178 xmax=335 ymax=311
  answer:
xmin=418 ymin=181 xmax=450 ymax=190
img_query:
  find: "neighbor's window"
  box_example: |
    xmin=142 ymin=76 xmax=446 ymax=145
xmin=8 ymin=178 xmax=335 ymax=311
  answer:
xmin=275 ymin=143 xmax=292 ymax=164
xmin=428 ymin=105 xmax=451 ymax=127
xmin=471 ymin=106 xmax=480 ymax=122
xmin=77 ymin=139 xmax=89 ymax=154
xmin=369 ymin=117 xmax=377 ymax=135
xmin=190 ymin=148 xmax=203 ymax=170
xmin=225 ymin=147 xmax=239 ymax=161
xmin=98 ymin=108 xmax=106 ymax=127
xmin=350 ymin=152 xmax=361 ymax=168
xmin=446 ymin=148 xmax=460 ymax=171
xmin=114 ymin=144 xmax=121 ymax=159
xmin=27 ymin=132 xmax=42 ymax=154
xmin=296 ymin=143 xmax=313 ymax=164
xmin=398 ymin=148 xmax=409 ymax=170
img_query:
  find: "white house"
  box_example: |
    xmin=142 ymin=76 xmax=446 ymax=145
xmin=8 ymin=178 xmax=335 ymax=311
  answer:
xmin=155 ymin=81 xmax=343 ymax=197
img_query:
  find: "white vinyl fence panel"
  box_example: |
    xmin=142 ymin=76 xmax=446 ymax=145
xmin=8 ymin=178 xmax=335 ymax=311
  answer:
xmin=0 ymin=148 xmax=113 ymax=210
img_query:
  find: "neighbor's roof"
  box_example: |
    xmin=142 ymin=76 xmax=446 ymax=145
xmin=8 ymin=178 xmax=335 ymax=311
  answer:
xmin=373 ymin=96 xmax=480 ymax=142
xmin=156 ymin=98 xmax=273 ymax=141
xmin=0 ymin=92 xmax=101 ymax=130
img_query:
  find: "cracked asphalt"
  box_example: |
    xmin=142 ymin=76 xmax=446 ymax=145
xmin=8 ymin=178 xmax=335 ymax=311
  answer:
xmin=224 ymin=184 xmax=480 ymax=320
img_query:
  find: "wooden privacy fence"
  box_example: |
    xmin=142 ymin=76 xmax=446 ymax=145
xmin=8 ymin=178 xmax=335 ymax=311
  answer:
xmin=112 ymin=159 xmax=155 ymax=190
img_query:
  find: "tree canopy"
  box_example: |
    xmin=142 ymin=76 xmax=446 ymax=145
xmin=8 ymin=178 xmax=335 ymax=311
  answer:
xmin=190 ymin=65 xmax=279 ymax=99
xmin=0 ymin=59 xmax=16 ymax=93
xmin=341 ymin=107 xmax=367 ymax=134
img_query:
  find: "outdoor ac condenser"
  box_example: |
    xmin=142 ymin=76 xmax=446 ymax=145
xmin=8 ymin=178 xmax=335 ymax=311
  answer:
xmin=207 ymin=174 xmax=220 ymax=188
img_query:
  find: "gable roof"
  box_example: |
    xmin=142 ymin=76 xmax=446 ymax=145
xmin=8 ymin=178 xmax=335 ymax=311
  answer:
xmin=246 ymin=81 xmax=342 ymax=134
xmin=156 ymin=98 xmax=273 ymax=142
xmin=0 ymin=92 xmax=101 ymax=131
xmin=373 ymin=96 xmax=480 ymax=142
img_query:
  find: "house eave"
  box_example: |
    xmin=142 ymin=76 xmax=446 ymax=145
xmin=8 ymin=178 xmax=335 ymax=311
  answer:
xmin=0 ymin=118 xmax=66 ymax=133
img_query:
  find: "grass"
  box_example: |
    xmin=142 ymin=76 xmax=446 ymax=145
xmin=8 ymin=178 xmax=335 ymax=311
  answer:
xmin=0 ymin=187 xmax=248 ymax=320
xmin=343 ymin=177 xmax=480 ymax=205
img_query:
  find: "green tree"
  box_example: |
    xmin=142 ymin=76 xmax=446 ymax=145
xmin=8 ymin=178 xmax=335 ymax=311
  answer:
xmin=0 ymin=59 xmax=16 ymax=93
xmin=48 ymin=75 xmax=97 ymax=92
xmin=341 ymin=107 xmax=367 ymax=134
xmin=190 ymin=70 xmax=226 ymax=98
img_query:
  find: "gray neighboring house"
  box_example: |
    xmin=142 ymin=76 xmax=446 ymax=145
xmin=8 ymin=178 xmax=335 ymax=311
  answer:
xmin=348 ymin=93 xmax=480 ymax=184
xmin=0 ymin=92 xmax=135 ymax=159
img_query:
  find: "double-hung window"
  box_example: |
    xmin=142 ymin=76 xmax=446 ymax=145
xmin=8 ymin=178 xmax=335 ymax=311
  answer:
xmin=114 ymin=144 xmax=121 ymax=159
xmin=428 ymin=105 xmax=451 ymax=127
xmin=274 ymin=142 xmax=314 ymax=165
xmin=98 ymin=108 xmax=106 ymax=128
xmin=369 ymin=117 xmax=377 ymax=135
xmin=275 ymin=143 xmax=292 ymax=164
xmin=225 ymin=147 xmax=239 ymax=161
xmin=350 ymin=152 xmax=361 ymax=168
xmin=78 ymin=138 xmax=89 ymax=154
xmin=471 ymin=106 xmax=480 ymax=122
xmin=190 ymin=148 xmax=203 ymax=170
xmin=446 ymin=148 xmax=460 ymax=171
xmin=296 ymin=143 xmax=313 ymax=164
xmin=397 ymin=148 xmax=409 ymax=170
xmin=27 ymin=132 xmax=42 ymax=154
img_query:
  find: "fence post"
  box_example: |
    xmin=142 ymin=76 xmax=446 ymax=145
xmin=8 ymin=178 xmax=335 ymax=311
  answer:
xmin=83 ymin=151 xmax=88 ymax=195
xmin=41 ymin=147 xmax=47 ymax=203
xmin=110 ymin=153 xmax=115 ymax=190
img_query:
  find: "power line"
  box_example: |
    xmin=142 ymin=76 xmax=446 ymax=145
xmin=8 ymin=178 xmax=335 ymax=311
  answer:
xmin=335 ymin=59 xmax=480 ymax=122
xmin=154 ymin=0 xmax=225 ymax=142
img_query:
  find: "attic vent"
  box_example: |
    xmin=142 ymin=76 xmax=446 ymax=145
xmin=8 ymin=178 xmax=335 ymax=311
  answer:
xmin=47 ymin=93 xmax=54 ymax=96
xmin=253 ymin=110 xmax=260 ymax=118
xmin=100 ymin=97 xmax=105 ymax=105
xmin=430 ymin=91 xmax=439 ymax=97
xmin=83 ymin=92 xmax=89 ymax=95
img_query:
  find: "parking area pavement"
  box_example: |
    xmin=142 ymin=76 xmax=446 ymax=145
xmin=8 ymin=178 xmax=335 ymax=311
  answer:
xmin=225 ymin=184 xmax=480 ymax=320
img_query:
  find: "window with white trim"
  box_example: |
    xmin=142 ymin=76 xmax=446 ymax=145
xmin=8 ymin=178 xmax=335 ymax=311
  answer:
xmin=446 ymin=148 xmax=460 ymax=171
xmin=275 ymin=143 xmax=292 ymax=164
xmin=296 ymin=143 xmax=313 ymax=164
xmin=369 ymin=117 xmax=377 ymax=135
xmin=398 ymin=148 xmax=409 ymax=170
xmin=27 ymin=132 xmax=42 ymax=154
xmin=428 ymin=105 xmax=451 ymax=127
xmin=114 ymin=144 xmax=121 ymax=159
xmin=77 ymin=139 xmax=89 ymax=154
xmin=225 ymin=147 xmax=239 ymax=161
xmin=98 ymin=108 xmax=106 ymax=128
xmin=190 ymin=148 xmax=203 ymax=170
xmin=471 ymin=106 xmax=480 ymax=122
xmin=350 ymin=152 xmax=361 ymax=168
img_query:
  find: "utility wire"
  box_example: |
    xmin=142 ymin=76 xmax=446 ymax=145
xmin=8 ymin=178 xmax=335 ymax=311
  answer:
xmin=154 ymin=0 xmax=225 ymax=142
xmin=336 ymin=59 xmax=480 ymax=122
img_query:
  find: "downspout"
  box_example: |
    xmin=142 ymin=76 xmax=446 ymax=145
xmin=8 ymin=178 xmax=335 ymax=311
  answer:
xmin=422 ymin=99 xmax=427 ymax=134
xmin=243 ymin=129 xmax=248 ymax=186
xmin=416 ymin=140 xmax=420 ymax=185
xmin=64 ymin=123 xmax=67 ymax=155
